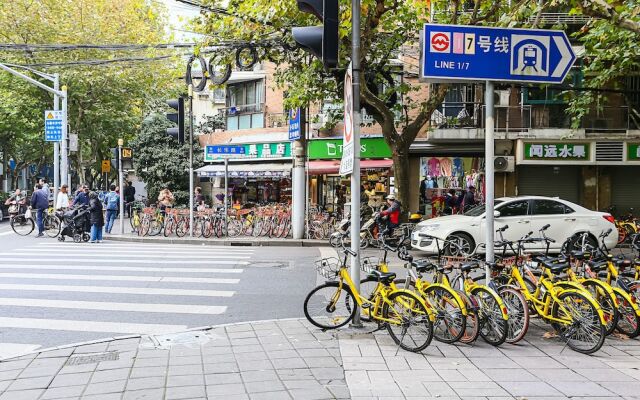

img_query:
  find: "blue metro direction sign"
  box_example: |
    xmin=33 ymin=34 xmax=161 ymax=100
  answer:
xmin=421 ymin=24 xmax=576 ymax=84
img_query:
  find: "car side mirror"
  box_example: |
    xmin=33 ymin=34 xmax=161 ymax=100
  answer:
xmin=493 ymin=211 xmax=501 ymax=218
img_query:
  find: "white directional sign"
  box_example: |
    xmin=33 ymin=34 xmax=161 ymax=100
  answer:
xmin=339 ymin=63 xmax=354 ymax=176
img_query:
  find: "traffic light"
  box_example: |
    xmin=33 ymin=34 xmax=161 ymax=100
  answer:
xmin=121 ymin=147 xmax=133 ymax=170
xmin=291 ymin=0 xmax=338 ymax=69
xmin=166 ymin=97 xmax=185 ymax=144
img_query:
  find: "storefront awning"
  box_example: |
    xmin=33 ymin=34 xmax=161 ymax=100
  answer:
xmin=196 ymin=162 xmax=292 ymax=178
xmin=307 ymin=159 xmax=393 ymax=175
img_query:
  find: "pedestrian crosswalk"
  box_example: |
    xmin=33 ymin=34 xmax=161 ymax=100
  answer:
xmin=0 ymin=241 xmax=253 ymax=354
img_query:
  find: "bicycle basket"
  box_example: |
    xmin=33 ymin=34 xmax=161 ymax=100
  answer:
xmin=360 ymin=257 xmax=380 ymax=273
xmin=315 ymin=257 xmax=340 ymax=279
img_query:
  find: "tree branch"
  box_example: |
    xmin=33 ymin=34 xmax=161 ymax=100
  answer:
xmin=360 ymin=81 xmax=398 ymax=144
xmin=578 ymin=0 xmax=640 ymax=34
xmin=402 ymin=84 xmax=448 ymax=148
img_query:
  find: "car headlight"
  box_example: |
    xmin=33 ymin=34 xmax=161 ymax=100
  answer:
xmin=420 ymin=224 xmax=440 ymax=232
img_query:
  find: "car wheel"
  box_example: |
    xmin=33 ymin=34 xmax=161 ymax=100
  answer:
xmin=0 ymin=208 xmax=4 ymax=221
xmin=445 ymin=232 xmax=474 ymax=256
xmin=562 ymin=232 xmax=598 ymax=254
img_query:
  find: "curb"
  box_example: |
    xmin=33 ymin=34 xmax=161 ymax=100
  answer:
xmin=0 ymin=317 xmax=307 ymax=362
xmin=103 ymin=235 xmax=330 ymax=247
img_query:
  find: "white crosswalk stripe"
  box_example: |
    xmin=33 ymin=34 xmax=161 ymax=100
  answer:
xmin=0 ymin=241 xmax=252 ymax=342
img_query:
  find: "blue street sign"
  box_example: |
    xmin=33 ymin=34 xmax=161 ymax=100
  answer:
xmin=421 ymin=24 xmax=576 ymax=84
xmin=288 ymin=108 xmax=301 ymax=141
xmin=44 ymin=110 xmax=64 ymax=142
xmin=205 ymin=145 xmax=246 ymax=156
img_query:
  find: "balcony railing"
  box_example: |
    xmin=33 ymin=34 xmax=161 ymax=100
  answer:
xmin=219 ymin=103 xmax=265 ymax=116
xmin=528 ymin=13 xmax=592 ymax=25
xmin=431 ymin=102 xmax=633 ymax=132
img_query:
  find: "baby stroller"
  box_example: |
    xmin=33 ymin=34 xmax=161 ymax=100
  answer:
xmin=57 ymin=205 xmax=91 ymax=242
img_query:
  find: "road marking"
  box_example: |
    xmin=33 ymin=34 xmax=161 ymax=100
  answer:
xmin=28 ymin=248 xmax=255 ymax=255
xmin=0 ymin=231 xmax=14 ymax=237
xmin=0 ymin=297 xmax=226 ymax=314
xmin=0 ymin=252 xmax=251 ymax=260
xmin=0 ymin=317 xmax=187 ymax=334
xmin=0 ymin=273 xmax=240 ymax=284
xmin=0 ymin=284 xmax=235 ymax=297
xmin=0 ymin=343 xmax=41 ymax=359
xmin=34 ymin=243 xmax=256 ymax=251
xmin=0 ymin=258 xmax=247 ymax=265
xmin=0 ymin=265 xmax=244 ymax=273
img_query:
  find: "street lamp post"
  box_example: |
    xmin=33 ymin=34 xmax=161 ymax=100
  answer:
xmin=118 ymin=138 xmax=124 ymax=235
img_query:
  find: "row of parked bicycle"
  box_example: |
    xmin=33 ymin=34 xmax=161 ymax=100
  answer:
xmin=130 ymin=204 xmax=293 ymax=238
xmin=304 ymin=224 xmax=640 ymax=355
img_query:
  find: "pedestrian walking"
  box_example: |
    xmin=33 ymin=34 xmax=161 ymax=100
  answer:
xmin=88 ymin=192 xmax=104 ymax=243
xmin=56 ymin=184 xmax=70 ymax=210
xmin=194 ymin=187 xmax=205 ymax=211
xmin=30 ymin=184 xmax=49 ymax=237
xmin=104 ymin=184 xmax=120 ymax=234
xmin=39 ymin=178 xmax=50 ymax=199
xmin=73 ymin=185 xmax=90 ymax=206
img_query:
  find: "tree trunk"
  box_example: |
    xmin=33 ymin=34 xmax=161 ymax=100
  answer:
xmin=391 ymin=144 xmax=411 ymax=221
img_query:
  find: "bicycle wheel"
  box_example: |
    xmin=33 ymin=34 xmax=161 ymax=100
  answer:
xmin=163 ymin=218 xmax=176 ymax=237
xmin=227 ymin=218 xmax=242 ymax=237
xmin=359 ymin=277 xmax=383 ymax=322
xmin=130 ymin=209 xmax=141 ymax=230
xmin=499 ymin=287 xmax=530 ymax=344
xmin=11 ymin=215 xmax=34 ymax=236
xmin=457 ymin=290 xmax=480 ymax=344
xmin=252 ymin=217 xmax=264 ymax=237
xmin=176 ymin=219 xmax=188 ymax=237
xmin=138 ymin=217 xmax=150 ymax=237
xmin=422 ymin=285 xmax=466 ymax=344
xmin=551 ymin=291 xmax=605 ymax=354
xmin=44 ymin=216 xmax=61 ymax=238
xmin=613 ymin=287 xmax=640 ymax=338
xmin=194 ymin=218 xmax=204 ymax=238
xmin=149 ymin=219 xmax=163 ymax=236
xmin=382 ymin=291 xmax=434 ymax=352
xmin=470 ymin=287 xmax=508 ymax=346
xmin=303 ymin=282 xmax=356 ymax=330
xmin=580 ymin=280 xmax=618 ymax=336
xmin=202 ymin=219 xmax=214 ymax=238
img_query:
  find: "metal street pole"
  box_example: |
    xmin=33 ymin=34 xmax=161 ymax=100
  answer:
xmin=188 ymin=85 xmax=194 ymax=237
xmin=118 ymin=139 xmax=124 ymax=235
xmin=61 ymin=86 xmax=69 ymax=187
xmin=224 ymin=157 xmax=229 ymax=236
xmin=292 ymin=109 xmax=306 ymax=240
xmin=349 ymin=0 xmax=362 ymax=327
xmin=484 ymin=81 xmax=495 ymax=281
xmin=53 ymin=74 xmax=60 ymax=206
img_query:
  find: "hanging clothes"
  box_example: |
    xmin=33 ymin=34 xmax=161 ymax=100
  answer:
xmin=428 ymin=158 xmax=441 ymax=177
xmin=440 ymin=157 xmax=453 ymax=177
xmin=453 ymin=157 xmax=464 ymax=177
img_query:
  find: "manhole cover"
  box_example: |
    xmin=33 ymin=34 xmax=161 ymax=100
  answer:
xmin=247 ymin=261 xmax=288 ymax=268
xmin=66 ymin=351 xmax=119 ymax=366
xmin=140 ymin=331 xmax=214 ymax=350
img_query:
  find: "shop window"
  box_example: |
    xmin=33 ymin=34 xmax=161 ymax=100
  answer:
xmin=497 ymin=200 xmax=529 ymax=217
xmin=532 ymin=200 xmax=573 ymax=215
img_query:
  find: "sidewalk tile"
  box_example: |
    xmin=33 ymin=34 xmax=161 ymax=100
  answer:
xmin=206 ymin=383 xmax=247 ymax=396
xmin=0 ymin=359 xmax=32 ymax=372
xmin=238 ymin=359 xmax=273 ymax=371
xmin=598 ymin=381 xmax=640 ymax=397
xmin=249 ymin=391 xmax=292 ymax=400
xmin=125 ymin=376 xmax=165 ymax=391
xmin=40 ymin=384 xmax=85 ymax=399
xmin=7 ymin=375 xmax=53 ymax=391
xmin=204 ymin=362 xmax=239 ymax=374
xmin=235 ymin=352 xmax=268 ymax=362
xmin=550 ymin=381 xmax=615 ymax=397
xmin=499 ymin=381 xmax=563 ymax=397
xmin=133 ymin=357 xmax=169 ymax=368
xmin=0 ymin=369 xmax=21 ymax=381
xmin=282 ymin=379 xmax=323 ymax=389
xmin=91 ymin=367 xmax=131 ymax=383
xmin=302 ymin=356 xmax=339 ymax=368
xmin=167 ymin=373 xmax=205 ymax=387
xmin=82 ymin=393 xmax=123 ymax=400
xmin=83 ymin=379 xmax=127 ymax=395
xmin=509 ymin=355 xmax=565 ymax=369
xmin=205 ymin=373 xmax=242 ymax=385
xmin=129 ymin=366 xmax=167 ymax=379
xmin=36 ymin=348 xmax=74 ymax=359
xmin=208 ymin=394 xmax=249 ymax=400
xmin=241 ymin=370 xmax=278 ymax=382
xmin=529 ymin=368 xmax=588 ymax=382
xmin=169 ymin=364 xmax=203 ymax=376
xmin=166 ymin=384 xmax=206 ymax=399
xmin=122 ymin=388 xmax=165 ymax=400
xmin=270 ymin=358 xmax=306 ymax=369
xmin=245 ymin=380 xmax=285 ymax=393
xmin=482 ymin=368 xmax=538 ymax=382
xmin=310 ymin=367 xmax=344 ymax=380
xmin=0 ymin=388 xmax=44 ymax=400
xmin=169 ymin=356 xmax=202 ymax=366
xmin=49 ymin=371 xmax=92 ymax=387
xmin=468 ymin=356 xmax=519 ymax=369
xmin=288 ymin=387 xmax=332 ymax=400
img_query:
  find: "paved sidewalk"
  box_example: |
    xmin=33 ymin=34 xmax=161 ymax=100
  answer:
xmin=1 ymin=319 xmax=640 ymax=400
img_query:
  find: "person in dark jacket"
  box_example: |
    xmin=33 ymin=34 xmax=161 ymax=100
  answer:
xmin=463 ymin=186 xmax=477 ymax=211
xmin=30 ymin=184 xmax=49 ymax=237
xmin=88 ymin=191 xmax=104 ymax=243
xmin=73 ymin=185 xmax=90 ymax=206
xmin=123 ymin=181 xmax=136 ymax=217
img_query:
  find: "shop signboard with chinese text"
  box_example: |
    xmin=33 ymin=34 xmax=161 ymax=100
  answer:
xmin=288 ymin=108 xmax=302 ymax=141
xmin=523 ymin=143 xmax=591 ymax=161
xmin=308 ymin=138 xmax=392 ymax=159
xmin=421 ymin=24 xmax=576 ymax=84
xmin=204 ymin=142 xmax=291 ymax=162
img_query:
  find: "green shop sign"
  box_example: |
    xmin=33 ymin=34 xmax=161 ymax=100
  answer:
xmin=523 ymin=143 xmax=590 ymax=161
xmin=628 ymin=143 xmax=640 ymax=161
xmin=308 ymin=137 xmax=392 ymax=159
xmin=204 ymin=142 xmax=291 ymax=162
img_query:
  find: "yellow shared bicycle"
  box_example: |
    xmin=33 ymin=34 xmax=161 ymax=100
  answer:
xmin=303 ymin=246 xmax=435 ymax=352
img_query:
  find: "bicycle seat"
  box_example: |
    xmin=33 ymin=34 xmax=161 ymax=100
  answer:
xmin=588 ymin=259 xmax=608 ymax=272
xmin=532 ymin=255 xmax=554 ymax=263
xmin=486 ymin=261 xmax=505 ymax=271
xmin=570 ymin=250 xmax=589 ymax=260
xmin=413 ymin=260 xmax=435 ymax=273
xmin=615 ymin=259 xmax=632 ymax=270
xmin=541 ymin=260 xmax=570 ymax=274
xmin=368 ymin=270 xmax=397 ymax=285
xmin=460 ymin=261 xmax=479 ymax=273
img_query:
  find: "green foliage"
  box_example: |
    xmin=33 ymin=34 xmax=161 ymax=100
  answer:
xmin=0 ymin=0 xmax=181 ymax=187
xmin=195 ymin=114 xmax=226 ymax=135
xmin=130 ymin=112 xmax=204 ymax=206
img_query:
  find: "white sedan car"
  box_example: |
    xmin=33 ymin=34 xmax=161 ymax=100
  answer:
xmin=411 ymin=196 xmax=617 ymax=255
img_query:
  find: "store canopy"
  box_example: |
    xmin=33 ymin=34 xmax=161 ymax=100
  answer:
xmin=196 ymin=162 xmax=291 ymax=178
xmin=307 ymin=159 xmax=393 ymax=175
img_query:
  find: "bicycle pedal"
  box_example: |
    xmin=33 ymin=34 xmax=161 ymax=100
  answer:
xmin=361 ymin=303 xmax=371 ymax=309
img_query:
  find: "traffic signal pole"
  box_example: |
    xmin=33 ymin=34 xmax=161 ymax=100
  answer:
xmin=188 ymin=84 xmax=194 ymax=238
xmin=484 ymin=81 xmax=495 ymax=281
xmin=53 ymin=74 xmax=60 ymax=204
xmin=349 ymin=0 xmax=362 ymax=327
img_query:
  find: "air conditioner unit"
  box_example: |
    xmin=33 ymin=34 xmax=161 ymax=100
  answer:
xmin=494 ymin=156 xmax=515 ymax=172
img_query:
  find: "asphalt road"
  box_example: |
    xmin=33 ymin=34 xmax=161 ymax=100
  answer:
xmin=0 ymin=220 xmax=325 ymax=356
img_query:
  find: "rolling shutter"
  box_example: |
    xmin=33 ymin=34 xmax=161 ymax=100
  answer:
xmin=517 ymin=166 xmax=580 ymax=203
xmin=611 ymin=167 xmax=640 ymax=212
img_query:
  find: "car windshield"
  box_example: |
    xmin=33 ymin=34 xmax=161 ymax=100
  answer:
xmin=464 ymin=200 xmax=504 ymax=216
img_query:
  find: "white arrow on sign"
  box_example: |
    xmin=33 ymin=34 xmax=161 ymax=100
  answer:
xmin=551 ymin=35 xmax=575 ymax=78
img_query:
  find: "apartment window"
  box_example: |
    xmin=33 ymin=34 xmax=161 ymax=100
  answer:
xmin=228 ymin=80 xmax=263 ymax=113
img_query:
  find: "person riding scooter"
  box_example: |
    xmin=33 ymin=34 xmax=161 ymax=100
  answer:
xmin=379 ymin=194 xmax=401 ymax=235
